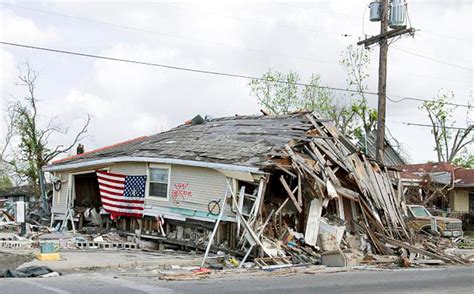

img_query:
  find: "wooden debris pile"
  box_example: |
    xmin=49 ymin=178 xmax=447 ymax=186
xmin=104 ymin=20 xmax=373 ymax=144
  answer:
xmin=261 ymin=112 xmax=468 ymax=265
xmin=200 ymin=112 xmax=468 ymax=269
xmin=274 ymin=113 xmax=409 ymax=253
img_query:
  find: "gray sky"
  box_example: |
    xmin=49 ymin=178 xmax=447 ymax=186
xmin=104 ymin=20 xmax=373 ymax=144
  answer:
xmin=0 ymin=0 xmax=472 ymax=163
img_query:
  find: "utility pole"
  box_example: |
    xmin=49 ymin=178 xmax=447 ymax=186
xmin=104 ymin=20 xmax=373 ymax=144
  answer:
xmin=376 ymin=0 xmax=389 ymax=163
xmin=357 ymin=0 xmax=415 ymax=163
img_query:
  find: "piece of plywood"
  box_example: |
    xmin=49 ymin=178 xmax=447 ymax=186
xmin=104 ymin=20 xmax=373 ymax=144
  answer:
xmin=305 ymin=198 xmax=322 ymax=246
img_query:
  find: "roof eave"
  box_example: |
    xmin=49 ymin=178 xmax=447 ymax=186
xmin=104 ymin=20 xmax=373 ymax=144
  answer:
xmin=43 ymin=156 xmax=264 ymax=174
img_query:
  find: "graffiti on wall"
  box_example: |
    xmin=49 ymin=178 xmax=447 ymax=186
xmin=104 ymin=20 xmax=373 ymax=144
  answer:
xmin=171 ymin=182 xmax=192 ymax=204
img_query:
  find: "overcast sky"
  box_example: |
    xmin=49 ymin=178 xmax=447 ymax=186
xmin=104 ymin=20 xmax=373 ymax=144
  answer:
xmin=0 ymin=0 xmax=472 ymax=163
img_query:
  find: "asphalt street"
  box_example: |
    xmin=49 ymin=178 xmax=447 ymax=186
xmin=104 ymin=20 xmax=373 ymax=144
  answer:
xmin=1 ymin=266 xmax=473 ymax=294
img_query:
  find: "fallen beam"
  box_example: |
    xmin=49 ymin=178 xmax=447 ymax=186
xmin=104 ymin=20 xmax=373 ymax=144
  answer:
xmin=279 ymin=176 xmax=302 ymax=213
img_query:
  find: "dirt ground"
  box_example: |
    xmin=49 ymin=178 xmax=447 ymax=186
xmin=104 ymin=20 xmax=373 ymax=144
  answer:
xmin=0 ymin=252 xmax=34 ymax=270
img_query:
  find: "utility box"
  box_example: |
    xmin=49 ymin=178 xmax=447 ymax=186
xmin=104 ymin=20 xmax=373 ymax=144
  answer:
xmin=369 ymin=2 xmax=382 ymax=22
xmin=389 ymin=0 xmax=406 ymax=28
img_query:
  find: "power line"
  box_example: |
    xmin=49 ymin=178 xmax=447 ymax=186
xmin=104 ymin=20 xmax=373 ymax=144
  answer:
xmin=1 ymin=41 xmax=472 ymax=110
xmin=391 ymin=46 xmax=473 ymax=72
xmin=0 ymin=41 xmax=368 ymax=95
xmin=387 ymin=96 xmax=471 ymax=108
xmin=387 ymin=120 xmax=472 ymax=131
xmin=3 ymin=2 xmax=470 ymax=86
xmin=0 ymin=2 xmax=348 ymax=67
xmin=274 ymin=2 xmax=473 ymax=44
xmin=419 ymin=29 xmax=473 ymax=44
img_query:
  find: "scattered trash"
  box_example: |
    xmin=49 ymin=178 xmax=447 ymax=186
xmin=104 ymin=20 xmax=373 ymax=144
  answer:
xmin=0 ymin=266 xmax=60 ymax=278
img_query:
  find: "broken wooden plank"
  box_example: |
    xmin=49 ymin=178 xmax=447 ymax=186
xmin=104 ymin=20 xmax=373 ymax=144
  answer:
xmin=274 ymin=198 xmax=290 ymax=216
xmin=297 ymin=173 xmax=302 ymax=206
xmin=381 ymin=236 xmax=466 ymax=264
xmin=334 ymin=186 xmax=359 ymax=202
xmin=274 ymin=163 xmax=297 ymax=178
xmin=279 ymin=176 xmax=302 ymax=213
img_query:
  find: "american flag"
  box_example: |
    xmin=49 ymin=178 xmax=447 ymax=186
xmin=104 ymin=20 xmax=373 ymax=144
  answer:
xmin=96 ymin=170 xmax=147 ymax=219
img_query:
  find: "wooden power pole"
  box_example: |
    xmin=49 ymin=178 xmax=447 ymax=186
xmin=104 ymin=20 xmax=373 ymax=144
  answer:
xmin=376 ymin=0 xmax=389 ymax=163
xmin=357 ymin=0 xmax=415 ymax=163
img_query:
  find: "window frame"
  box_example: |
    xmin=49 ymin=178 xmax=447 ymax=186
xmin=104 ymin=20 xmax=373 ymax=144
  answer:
xmin=146 ymin=163 xmax=171 ymax=201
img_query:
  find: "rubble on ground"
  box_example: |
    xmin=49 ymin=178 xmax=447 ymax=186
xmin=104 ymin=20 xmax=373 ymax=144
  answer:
xmin=0 ymin=113 xmax=472 ymax=278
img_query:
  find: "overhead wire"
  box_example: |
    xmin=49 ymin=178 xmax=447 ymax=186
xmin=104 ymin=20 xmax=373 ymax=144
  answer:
xmin=0 ymin=41 xmax=370 ymax=95
xmin=387 ymin=120 xmax=472 ymax=131
xmin=1 ymin=41 xmax=471 ymax=110
xmin=387 ymin=95 xmax=471 ymax=108
xmin=391 ymin=47 xmax=473 ymax=72
xmin=2 ymin=2 xmax=471 ymax=84
xmin=0 ymin=2 xmax=343 ymax=67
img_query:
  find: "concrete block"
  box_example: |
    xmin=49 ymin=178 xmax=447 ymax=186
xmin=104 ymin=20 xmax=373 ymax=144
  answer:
xmin=36 ymin=253 xmax=61 ymax=261
xmin=321 ymin=250 xmax=346 ymax=267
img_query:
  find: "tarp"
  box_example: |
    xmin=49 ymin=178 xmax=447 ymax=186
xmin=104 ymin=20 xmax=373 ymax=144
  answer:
xmin=0 ymin=266 xmax=58 ymax=278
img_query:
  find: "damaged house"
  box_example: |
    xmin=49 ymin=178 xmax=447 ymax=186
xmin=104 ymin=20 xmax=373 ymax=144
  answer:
xmin=398 ymin=162 xmax=474 ymax=213
xmin=43 ymin=112 xmax=465 ymax=265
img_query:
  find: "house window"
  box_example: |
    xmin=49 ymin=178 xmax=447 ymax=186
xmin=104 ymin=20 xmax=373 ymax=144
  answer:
xmin=149 ymin=167 xmax=169 ymax=198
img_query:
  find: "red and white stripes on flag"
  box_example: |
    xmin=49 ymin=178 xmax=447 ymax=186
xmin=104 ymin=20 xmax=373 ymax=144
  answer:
xmin=96 ymin=170 xmax=146 ymax=219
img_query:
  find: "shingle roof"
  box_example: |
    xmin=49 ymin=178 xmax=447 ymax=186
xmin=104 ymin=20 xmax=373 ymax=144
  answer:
xmin=47 ymin=114 xmax=315 ymax=170
xmin=397 ymin=162 xmax=474 ymax=187
xmin=453 ymin=168 xmax=474 ymax=187
xmin=397 ymin=162 xmax=458 ymax=173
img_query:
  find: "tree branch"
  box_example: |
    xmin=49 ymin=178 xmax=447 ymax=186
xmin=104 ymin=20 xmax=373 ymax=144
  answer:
xmin=43 ymin=114 xmax=91 ymax=163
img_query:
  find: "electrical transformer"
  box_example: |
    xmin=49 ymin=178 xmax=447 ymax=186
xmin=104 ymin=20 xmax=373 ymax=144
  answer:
xmin=369 ymin=2 xmax=382 ymax=22
xmin=389 ymin=0 xmax=407 ymax=28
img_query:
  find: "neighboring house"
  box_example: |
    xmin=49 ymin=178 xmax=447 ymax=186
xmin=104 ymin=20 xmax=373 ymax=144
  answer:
xmin=398 ymin=162 xmax=474 ymax=213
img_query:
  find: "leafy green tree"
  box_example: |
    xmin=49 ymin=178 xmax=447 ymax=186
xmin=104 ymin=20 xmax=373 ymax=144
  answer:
xmin=249 ymin=45 xmax=377 ymax=140
xmin=249 ymin=70 xmax=300 ymax=115
xmin=340 ymin=45 xmax=377 ymax=139
xmin=452 ymin=151 xmax=474 ymax=168
xmin=249 ymin=70 xmax=357 ymax=135
xmin=421 ymin=90 xmax=473 ymax=163
xmin=0 ymin=173 xmax=13 ymax=190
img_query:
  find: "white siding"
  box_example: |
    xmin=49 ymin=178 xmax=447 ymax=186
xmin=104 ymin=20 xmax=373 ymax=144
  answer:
xmin=145 ymin=165 xmax=234 ymax=216
xmin=110 ymin=162 xmax=146 ymax=175
xmin=51 ymin=162 xmax=238 ymax=220
xmin=51 ymin=172 xmax=69 ymax=214
xmin=173 ymin=165 xmax=228 ymax=212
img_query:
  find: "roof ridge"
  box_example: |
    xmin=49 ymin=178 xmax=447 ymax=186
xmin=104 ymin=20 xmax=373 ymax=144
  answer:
xmin=51 ymin=136 xmax=148 ymax=164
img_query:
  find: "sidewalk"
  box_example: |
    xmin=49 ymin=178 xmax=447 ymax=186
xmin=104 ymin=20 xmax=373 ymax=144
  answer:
xmin=18 ymin=249 xmax=203 ymax=273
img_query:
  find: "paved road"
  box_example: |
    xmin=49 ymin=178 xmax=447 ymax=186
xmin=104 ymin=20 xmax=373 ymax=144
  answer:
xmin=1 ymin=266 xmax=473 ymax=293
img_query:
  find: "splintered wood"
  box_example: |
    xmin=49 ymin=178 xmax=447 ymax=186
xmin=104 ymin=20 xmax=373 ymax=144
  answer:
xmin=229 ymin=112 xmax=468 ymax=266
xmin=274 ymin=112 xmax=459 ymax=260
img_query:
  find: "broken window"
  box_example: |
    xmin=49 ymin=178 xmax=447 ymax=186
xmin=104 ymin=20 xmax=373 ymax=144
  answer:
xmin=409 ymin=206 xmax=431 ymax=217
xmin=149 ymin=167 xmax=169 ymax=198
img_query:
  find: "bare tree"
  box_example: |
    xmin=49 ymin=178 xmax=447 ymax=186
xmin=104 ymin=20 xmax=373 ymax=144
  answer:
xmin=3 ymin=62 xmax=90 ymax=199
xmin=421 ymin=90 xmax=473 ymax=163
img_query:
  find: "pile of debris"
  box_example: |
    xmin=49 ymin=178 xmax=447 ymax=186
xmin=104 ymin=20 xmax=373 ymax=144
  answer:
xmin=213 ymin=113 xmax=469 ymax=269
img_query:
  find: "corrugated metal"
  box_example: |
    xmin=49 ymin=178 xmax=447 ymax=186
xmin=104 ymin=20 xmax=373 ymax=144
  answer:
xmin=51 ymin=172 xmax=69 ymax=214
xmin=358 ymin=130 xmax=405 ymax=166
xmin=430 ymin=171 xmax=451 ymax=185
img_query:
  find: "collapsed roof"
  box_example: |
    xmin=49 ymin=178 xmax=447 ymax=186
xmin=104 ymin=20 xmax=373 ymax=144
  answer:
xmin=46 ymin=113 xmax=327 ymax=170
